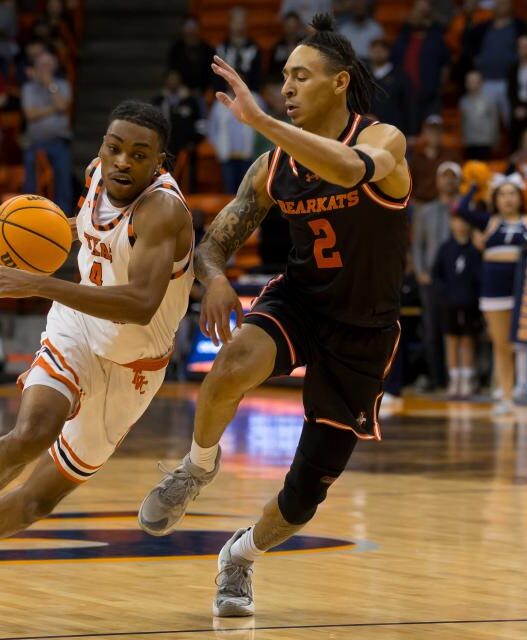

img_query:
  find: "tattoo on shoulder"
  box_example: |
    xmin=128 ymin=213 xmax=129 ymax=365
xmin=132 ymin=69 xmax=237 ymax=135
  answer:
xmin=205 ymin=154 xmax=271 ymax=258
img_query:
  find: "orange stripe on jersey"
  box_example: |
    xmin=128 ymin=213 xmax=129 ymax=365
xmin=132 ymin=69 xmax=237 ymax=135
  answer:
xmin=75 ymin=160 xmax=101 ymax=214
xmin=289 ymin=155 xmax=299 ymax=177
xmin=362 ymin=183 xmax=411 ymax=210
xmin=59 ymin=434 xmax=102 ymax=471
xmin=245 ymin=310 xmax=296 ymax=366
xmin=170 ymin=255 xmax=192 ymax=280
xmin=266 ymin=148 xmax=282 ymax=202
xmin=90 ymin=179 xmax=128 ymax=231
xmin=49 ymin=445 xmax=84 ymax=484
xmin=342 ymin=113 xmax=361 ymax=145
xmin=127 ymin=181 xmax=193 ymax=246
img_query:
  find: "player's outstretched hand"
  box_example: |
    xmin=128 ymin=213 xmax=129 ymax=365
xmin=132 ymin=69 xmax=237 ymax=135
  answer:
xmin=200 ymin=275 xmax=244 ymax=346
xmin=0 ymin=266 xmax=37 ymax=298
xmin=211 ymin=56 xmax=265 ymax=126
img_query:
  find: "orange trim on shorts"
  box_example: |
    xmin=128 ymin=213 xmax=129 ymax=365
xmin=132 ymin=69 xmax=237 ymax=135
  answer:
xmin=245 ymin=311 xmax=296 ymax=366
xmin=314 ymin=321 xmax=402 ymax=443
xmin=59 ymin=434 xmax=102 ymax=471
xmin=42 ymin=338 xmax=80 ymax=385
xmin=33 ymin=356 xmax=81 ymax=419
xmin=315 ymin=417 xmax=377 ymax=441
xmin=372 ymin=391 xmax=384 ymax=440
xmin=249 ymin=274 xmax=284 ymax=310
xmin=383 ymin=320 xmax=402 ymax=377
xmin=49 ymin=445 xmax=83 ymax=484
xmin=120 ymin=349 xmax=173 ymax=372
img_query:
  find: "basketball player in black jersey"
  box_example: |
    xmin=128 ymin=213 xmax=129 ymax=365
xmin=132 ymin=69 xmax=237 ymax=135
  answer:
xmin=139 ymin=15 xmax=411 ymax=616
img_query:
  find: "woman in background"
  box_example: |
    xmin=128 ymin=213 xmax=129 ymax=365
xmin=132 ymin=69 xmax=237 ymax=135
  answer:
xmin=456 ymin=173 xmax=527 ymax=416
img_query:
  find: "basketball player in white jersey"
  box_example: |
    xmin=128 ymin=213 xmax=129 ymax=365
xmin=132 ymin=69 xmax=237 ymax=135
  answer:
xmin=0 ymin=100 xmax=194 ymax=537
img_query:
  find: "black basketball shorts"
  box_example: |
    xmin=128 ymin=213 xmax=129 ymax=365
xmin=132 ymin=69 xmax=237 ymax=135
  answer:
xmin=441 ymin=305 xmax=482 ymax=337
xmin=244 ymin=275 xmax=401 ymax=441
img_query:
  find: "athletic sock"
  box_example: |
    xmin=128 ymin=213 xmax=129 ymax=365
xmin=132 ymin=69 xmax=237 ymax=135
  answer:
xmin=230 ymin=527 xmax=265 ymax=565
xmin=189 ymin=437 xmax=218 ymax=473
xmin=515 ymin=345 xmax=527 ymax=388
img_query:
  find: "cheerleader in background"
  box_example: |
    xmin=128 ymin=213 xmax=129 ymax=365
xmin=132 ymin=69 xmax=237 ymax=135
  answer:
xmin=456 ymin=172 xmax=527 ymax=416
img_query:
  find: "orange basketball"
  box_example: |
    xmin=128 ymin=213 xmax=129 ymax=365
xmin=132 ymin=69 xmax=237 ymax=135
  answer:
xmin=0 ymin=195 xmax=72 ymax=275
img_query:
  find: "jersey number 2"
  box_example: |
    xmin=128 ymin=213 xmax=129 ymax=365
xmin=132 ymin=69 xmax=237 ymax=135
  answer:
xmin=308 ymin=219 xmax=343 ymax=269
xmin=89 ymin=261 xmax=103 ymax=286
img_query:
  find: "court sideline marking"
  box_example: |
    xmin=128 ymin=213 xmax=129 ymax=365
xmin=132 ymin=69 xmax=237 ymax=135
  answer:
xmin=3 ymin=617 xmax=527 ymax=639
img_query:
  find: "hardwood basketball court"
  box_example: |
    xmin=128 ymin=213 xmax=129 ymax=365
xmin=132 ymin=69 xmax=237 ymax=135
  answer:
xmin=0 ymin=383 xmax=525 ymax=639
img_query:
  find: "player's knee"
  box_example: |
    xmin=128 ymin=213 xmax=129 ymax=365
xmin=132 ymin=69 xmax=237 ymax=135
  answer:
xmin=277 ymin=451 xmax=339 ymax=525
xmin=207 ymin=342 xmax=263 ymax=398
xmin=12 ymin=410 xmax=63 ymax=461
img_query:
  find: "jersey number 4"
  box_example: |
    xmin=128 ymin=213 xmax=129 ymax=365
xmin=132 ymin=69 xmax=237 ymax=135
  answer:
xmin=308 ymin=219 xmax=343 ymax=269
xmin=89 ymin=261 xmax=103 ymax=286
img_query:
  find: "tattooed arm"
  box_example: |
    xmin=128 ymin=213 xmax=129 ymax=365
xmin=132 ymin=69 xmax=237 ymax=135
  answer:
xmin=195 ymin=153 xmax=273 ymax=345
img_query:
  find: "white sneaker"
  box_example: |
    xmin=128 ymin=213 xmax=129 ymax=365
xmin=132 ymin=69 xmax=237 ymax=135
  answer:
xmin=492 ymin=387 xmax=503 ymax=401
xmin=447 ymin=377 xmax=460 ymax=398
xmin=513 ymin=384 xmax=527 ymax=405
xmin=459 ymin=375 xmax=476 ymax=398
xmin=138 ymin=448 xmax=221 ymax=536
xmin=213 ymin=529 xmax=255 ymax=617
xmin=492 ymin=400 xmax=514 ymax=417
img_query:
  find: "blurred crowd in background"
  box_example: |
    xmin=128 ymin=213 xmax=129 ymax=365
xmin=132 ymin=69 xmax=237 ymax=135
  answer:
xmin=2 ymin=0 xmax=527 ymax=414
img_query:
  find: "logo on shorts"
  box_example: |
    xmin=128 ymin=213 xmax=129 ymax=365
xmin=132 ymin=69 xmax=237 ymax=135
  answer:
xmin=305 ymin=172 xmax=320 ymax=183
xmin=132 ymin=371 xmax=148 ymax=394
xmin=356 ymin=411 xmax=367 ymax=428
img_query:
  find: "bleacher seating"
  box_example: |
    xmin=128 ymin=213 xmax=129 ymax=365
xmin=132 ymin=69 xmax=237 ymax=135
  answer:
xmin=0 ymin=1 xmax=84 ymax=205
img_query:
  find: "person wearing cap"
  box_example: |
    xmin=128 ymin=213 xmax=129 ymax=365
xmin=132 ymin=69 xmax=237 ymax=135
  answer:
xmin=456 ymin=172 xmax=527 ymax=415
xmin=410 ymin=114 xmax=462 ymax=205
xmin=413 ymin=161 xmax=462 ymax=390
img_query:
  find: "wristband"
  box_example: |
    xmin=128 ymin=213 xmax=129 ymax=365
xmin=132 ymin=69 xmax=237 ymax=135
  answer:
xmin=353 ymin=148 xmax=375 ymax=186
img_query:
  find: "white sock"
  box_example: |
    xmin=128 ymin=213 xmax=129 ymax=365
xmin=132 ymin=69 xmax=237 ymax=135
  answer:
xmin=230 ymin=527 xmax=265 ymax=565
xmin=189 ymin=437 xmax=218 ymax=473
xmin=449 ymin=368 xmax=460 ymax=381
xmin=515 ymin=346 xmax=527 ymax=387
xmin=460 ymin=368 xmax=474 ymax=379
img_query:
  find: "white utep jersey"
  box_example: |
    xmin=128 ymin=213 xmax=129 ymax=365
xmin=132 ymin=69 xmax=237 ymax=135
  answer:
xmin=64 ymin=161 xmax=194 ymax=363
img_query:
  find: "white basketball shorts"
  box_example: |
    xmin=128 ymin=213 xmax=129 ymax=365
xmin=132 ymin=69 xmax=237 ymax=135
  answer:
xmin=19 ymin=304 xmax=168 ymax=483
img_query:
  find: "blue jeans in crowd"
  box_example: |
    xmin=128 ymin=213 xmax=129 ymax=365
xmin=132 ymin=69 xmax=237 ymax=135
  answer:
xmin=23 ymin=138 xmax=73 ymax=215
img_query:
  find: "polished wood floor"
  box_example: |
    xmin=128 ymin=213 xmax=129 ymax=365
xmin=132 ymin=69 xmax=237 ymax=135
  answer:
xmin=0 ymin=383 xmax=526 ymax=639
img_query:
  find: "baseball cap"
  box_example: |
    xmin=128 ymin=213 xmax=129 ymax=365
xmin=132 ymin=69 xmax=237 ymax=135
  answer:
xmin=437 ymin=161 xmax=462 ymax=178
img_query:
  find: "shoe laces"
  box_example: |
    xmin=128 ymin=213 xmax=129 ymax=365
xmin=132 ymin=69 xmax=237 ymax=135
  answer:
xmin=215 ymin=563 xmax=253 ymax=599
xmin=157 ymin=461 xmax=199 ymax=504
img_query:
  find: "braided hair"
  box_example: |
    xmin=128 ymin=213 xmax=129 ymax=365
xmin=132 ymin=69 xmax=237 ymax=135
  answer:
xmin=301 ymin=13 xmax=375 ymax=114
